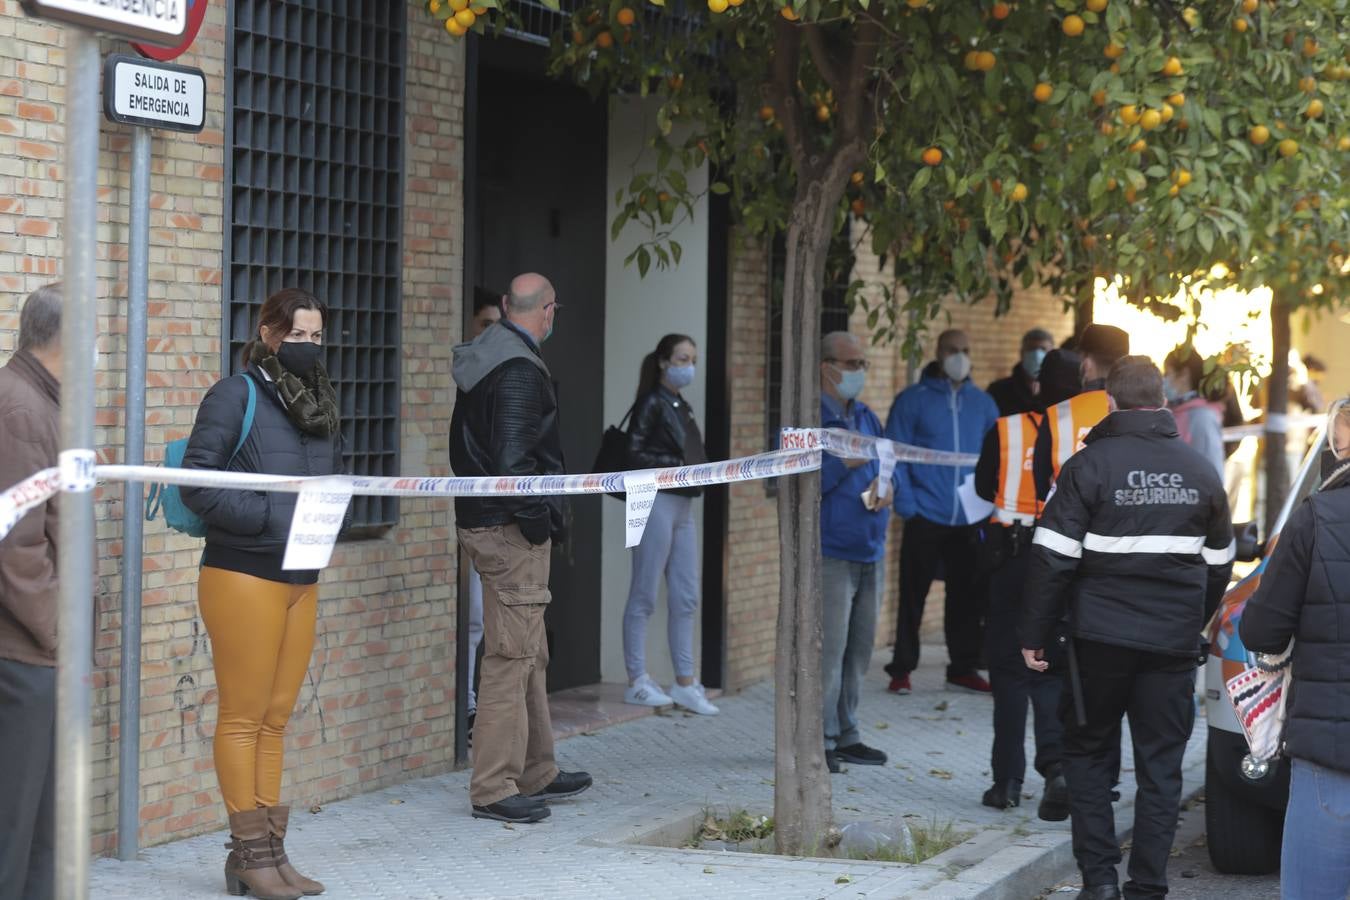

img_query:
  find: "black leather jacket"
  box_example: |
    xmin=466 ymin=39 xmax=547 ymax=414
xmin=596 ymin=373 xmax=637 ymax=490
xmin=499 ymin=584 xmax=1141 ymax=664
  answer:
xmin=628 ymin=386 xmax=705 ymax=497
xmin=449 ymin=323 xmax=565 ymax=542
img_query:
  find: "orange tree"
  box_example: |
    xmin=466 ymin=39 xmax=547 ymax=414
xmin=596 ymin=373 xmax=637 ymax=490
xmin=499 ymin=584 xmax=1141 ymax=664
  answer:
xmin=426 ymin=0 xmax=1350 ymax=851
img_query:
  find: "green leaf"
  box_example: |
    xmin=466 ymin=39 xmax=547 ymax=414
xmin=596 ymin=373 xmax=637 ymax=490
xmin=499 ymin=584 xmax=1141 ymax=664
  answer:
xmin=709 ymin=182 xmax=730 ymax=195
xmin=611 ymin=211 xmax=629 ymax=242
xmin=670 ymin=240 xmax=683 ymax=266
xmin=1197 ymin=223 xmax=1214 ymax=255
xmin=909 ymin=166 xmax=933 ymax=198
xmin=637 ymin=247 xmax=651 ymax=278
xmin=539 ymin=0 xmax=561 ymax=10
xmin=1176 ymin=210 xmax=1197 ymax=232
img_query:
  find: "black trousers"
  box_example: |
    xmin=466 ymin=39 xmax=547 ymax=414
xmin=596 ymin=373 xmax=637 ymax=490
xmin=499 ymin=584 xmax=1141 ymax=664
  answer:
xmin=886 ymin=516 xmax=986 ymax=679
xmin=0 ymin=657 xmax=56 ymax=900
xmin=1062 ymin=640 xmax=1194 ymax=898
xmin=987 ymin=549 xmax=1063 ymax=785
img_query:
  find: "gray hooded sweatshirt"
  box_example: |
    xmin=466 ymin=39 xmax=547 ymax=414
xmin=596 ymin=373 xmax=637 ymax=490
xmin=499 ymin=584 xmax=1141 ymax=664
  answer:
xmin=451 ymin=321 xmax=550 ymax=392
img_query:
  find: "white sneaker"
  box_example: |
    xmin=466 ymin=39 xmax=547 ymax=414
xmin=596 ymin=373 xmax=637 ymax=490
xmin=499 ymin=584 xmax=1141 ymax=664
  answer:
xmin=624 ymin=674 xmax=674 ymax=707
xmin=669 ymin=682 xmax=719 ymax=716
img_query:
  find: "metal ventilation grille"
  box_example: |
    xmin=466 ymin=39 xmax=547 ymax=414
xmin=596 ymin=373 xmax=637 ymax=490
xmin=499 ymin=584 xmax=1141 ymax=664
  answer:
xmin=225 ymin=0 xmax=405 ymax=529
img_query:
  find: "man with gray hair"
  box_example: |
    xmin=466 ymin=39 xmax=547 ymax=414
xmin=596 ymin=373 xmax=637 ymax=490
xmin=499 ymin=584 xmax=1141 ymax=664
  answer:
xmin=450 ymin=273 xmax=591 ymax=825
xmin=0 ymin=282 xmax=64 ymax=900
xmin=988 ymin=327 xmax=1055 ymax=416
xmin=819 ymin=331 xmax=894 ymax=772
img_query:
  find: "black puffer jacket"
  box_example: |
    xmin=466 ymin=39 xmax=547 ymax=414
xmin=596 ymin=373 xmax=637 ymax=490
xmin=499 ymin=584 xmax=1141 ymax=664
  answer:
xmin=181 ymin=369 xmax=345 ymax=585
xmin=627 ymin=386 xmax=705 ymax=497
xmin=1241 ymin=460 xmax=1350 ymax=773
xmin=449 ymin=322 xmax=565 ymax=542
xmin=1020 ymin=409 xmax=1235 ymax=658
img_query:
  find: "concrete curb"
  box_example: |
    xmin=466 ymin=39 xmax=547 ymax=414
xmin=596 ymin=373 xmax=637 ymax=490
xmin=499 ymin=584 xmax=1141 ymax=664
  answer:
xmin=927 ymin=758 xmax=1207 ymax=900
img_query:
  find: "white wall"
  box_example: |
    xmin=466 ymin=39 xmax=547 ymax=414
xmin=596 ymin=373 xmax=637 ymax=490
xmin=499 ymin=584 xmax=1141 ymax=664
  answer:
xmin=600 ymin=97 xmax=710 ymax=686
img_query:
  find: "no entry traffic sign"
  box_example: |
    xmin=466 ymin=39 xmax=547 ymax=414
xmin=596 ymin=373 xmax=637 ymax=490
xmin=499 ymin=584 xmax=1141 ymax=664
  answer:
xmin=22 ymin=0 xmax=188 ymax=45
xmin=103 ymin=53 xmax=205 ymax=132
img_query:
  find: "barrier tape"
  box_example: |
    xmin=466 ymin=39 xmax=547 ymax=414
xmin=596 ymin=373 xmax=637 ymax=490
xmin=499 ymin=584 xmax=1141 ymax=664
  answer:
xmin=786 ymin=428 xmax=981 ymax=467
xmin=1220 ymin=414 xmax=1324 ymax=443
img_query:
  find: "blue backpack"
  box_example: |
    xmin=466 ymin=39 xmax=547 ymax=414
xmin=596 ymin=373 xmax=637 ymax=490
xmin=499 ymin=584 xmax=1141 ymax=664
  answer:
xmin=146 ymin=374 xmax=257 ymax=538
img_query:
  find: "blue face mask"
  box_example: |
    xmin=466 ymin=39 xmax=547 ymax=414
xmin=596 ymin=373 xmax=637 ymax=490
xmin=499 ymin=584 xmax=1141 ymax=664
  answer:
xmin=1022 ymin=348 xmax=1047 ymax=380
xmin=665 ymin=364 xmax=695 ymax=389
xmin=1163 ymin=380 xmax=1182 ymax=404
xmin=835 ymin=367 xmax=866 ymax=401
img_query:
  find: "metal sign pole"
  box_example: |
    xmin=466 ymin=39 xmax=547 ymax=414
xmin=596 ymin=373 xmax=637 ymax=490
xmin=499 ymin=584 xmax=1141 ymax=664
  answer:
xmin=115 ymin=125 xmax=151 ymax=862
xmin=57 ymin=26 xmax=100 ymax=900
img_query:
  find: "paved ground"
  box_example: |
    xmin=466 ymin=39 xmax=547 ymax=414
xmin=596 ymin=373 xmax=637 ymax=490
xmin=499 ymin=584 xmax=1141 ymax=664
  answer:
xmin=92 ymin=649 xmax=1206 ymax=899
xmin=1039 ymin=793 xmax=1281 ymax=900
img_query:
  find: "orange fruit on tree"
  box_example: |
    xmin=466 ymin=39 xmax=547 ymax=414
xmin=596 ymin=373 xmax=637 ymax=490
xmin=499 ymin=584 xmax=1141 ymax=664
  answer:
xmin=729 ymin=0 xmax=745 ymax=6
xmin=1083 ymin=234 xmax=1098 ymax=250
xmin=964 ymin=50 xmax=981 ymax=70
xmin=1278 ymin=138 xmax=1299 ymax=157
xmin=1305 ymin=99 xmax=1324 ymax=118
xmin=1034 ymin=82 xmax=1054 ymax=102
xmin=780 ymin=4 xmax=799 ymax=19
xmin=1100 ymin=121 xmax=1116 ymax=135
xmin=708 ymin=0 xmax=729 ymax=12
xmin=1010 ymin=182 xmax=1029 ymax=202
xmin=446 ymin=16 xmax=467 ymax=35
xmin=1106 ymin=177 xmax=1118 ymax=191
xmin=1128 ymin=138 xmax=1148 ymax=153
xmin=454 ymin=8 xmax=476 ymax=27
xmin=851 ymin=170 xmax=865 ymax=186
xmin=449 ymin=0 xmax=470 ymax=10
xmin=1339 ymin=136 xmax=1350 ymax=152
xmin=1160 ymin=103 xmax=1175 ymax=123
xmin=1086 ymin=0 xmax=1107 ymax=11
xmin=1167 ymin=92 xmax=1185 ymax=107
xmin=1241 ymin=0 xmax=1258 ymax=12
xmin=1124 ymin=185 xmax=1138 ymax=202
xmin=1161 ymin=56 xmax=1183 ymax=76
xmin=922 ymin=146 xmax=944 ymax=166
xmin=616 ymin=6 xmax=636 ymax=25
xmin=572 ymin=28 xmax=585 ymax=44
xmin=1109 ymin=63 xmax=1121 ymax=74
xmin=1092 ymin=89 xmax=1107 ymax=107
xmin=1250 ymin=124 xmax=1271 ymax=145
xmin=1062 ymin=14 xmax=1085 ymax=36
xmin=1140 ymin=109 xmax=1162 ymax=130
xmin=1169 ymin=184 xmax=1180 ymax=197
xmin=816 ymin=105 xmax=831 ymax=122
xmin=759 ymin=105 xmax=775 ymax=121
xmin=1177 ymin=117 xmax=1190 ymax=131
xmin=1233 ymin=17 xmax=1249 ymax=32
xmin=429 ymin=0 xmax=442 ymax=11
xmin=1104 ymin=42 xmax=1124 ymax=59
xmin=976 ymin=50 xmax=997 ymax=71
xmin=1303 ymin=37 xmax=1318 ymax=57
xmin=1119 ymin=104 xmax=1140 ymax=125
xmin=906 ymin=0 xmax=926 ymax=7
xmin=1173 ymin=169 xmax=1192 ymax=187
xmin=1299 ymin=76 xmax=1318 ymax=93
xmin=992 ymin=1 xmax=1011 ymax=18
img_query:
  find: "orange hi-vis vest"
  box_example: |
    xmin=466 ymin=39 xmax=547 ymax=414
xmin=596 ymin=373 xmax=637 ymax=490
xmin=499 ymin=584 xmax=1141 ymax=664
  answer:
xmin=1046 ymin=389 xmax=1111 ymax=480
xmin=993 ymin=410 xmax=1044 ymax=526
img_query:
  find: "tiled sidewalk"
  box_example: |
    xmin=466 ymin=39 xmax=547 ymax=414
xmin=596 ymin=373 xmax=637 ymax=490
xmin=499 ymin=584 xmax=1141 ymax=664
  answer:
xmin=91 ymin=651 xmax=1205 ymax=899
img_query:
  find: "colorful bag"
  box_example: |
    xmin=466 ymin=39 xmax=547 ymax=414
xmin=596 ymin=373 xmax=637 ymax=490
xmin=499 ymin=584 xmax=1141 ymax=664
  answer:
xmin=146 ymin=374 xmax=257 ymax=537
xmin=1225 ymin=641 xmax=1293 ymax=763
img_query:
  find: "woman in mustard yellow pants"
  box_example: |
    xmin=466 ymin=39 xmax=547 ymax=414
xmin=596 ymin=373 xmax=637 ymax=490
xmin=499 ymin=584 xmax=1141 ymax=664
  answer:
xmin=182 ymin=288 xmax=346 ymax=900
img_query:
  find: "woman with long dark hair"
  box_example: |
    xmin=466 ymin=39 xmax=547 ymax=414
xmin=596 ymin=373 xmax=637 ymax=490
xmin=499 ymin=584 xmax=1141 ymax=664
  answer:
xmin=182 ymin=288 xmax=346 ymax=899
xmin=622 ymin=334 xmax=717 ymax=715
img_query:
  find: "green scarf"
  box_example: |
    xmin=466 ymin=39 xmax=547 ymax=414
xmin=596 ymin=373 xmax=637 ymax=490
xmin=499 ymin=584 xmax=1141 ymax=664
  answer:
xmin=249 ymin=342 xmax=340 ymax=438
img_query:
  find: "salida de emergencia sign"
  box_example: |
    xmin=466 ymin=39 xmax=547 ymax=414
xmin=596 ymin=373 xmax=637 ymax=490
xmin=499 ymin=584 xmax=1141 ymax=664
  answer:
xmin=103 ymin=54 xmax=205 ymax=132
xmin=22 ymin=0 xmax=187 ymax=45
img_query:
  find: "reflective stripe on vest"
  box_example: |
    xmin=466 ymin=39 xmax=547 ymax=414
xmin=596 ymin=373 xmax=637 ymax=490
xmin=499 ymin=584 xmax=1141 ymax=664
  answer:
xmin=994 ymin=411 xmax=1042 ymax=524
xmin=1048 ymin=390 xmax=1110 ymax=478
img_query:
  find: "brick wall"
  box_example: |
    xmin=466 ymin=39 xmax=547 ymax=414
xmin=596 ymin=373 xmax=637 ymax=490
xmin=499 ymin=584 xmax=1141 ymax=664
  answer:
xmin=0 ymin=5 xmax=464 ymax=850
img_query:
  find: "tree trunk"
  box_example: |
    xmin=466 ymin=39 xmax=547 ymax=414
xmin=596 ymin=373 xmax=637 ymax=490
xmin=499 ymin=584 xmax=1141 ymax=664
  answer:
xmin=1263 ymin=298 xmax=1291 ymax=537
xmin=774 ymin=156 xmax=861 ymax=856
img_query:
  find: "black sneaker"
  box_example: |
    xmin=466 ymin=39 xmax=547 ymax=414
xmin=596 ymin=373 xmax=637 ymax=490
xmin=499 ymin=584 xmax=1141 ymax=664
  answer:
xmin=835 ymin=743 xmax=888 ymax=766
xmin=981 ymin=780 xmax=1022 ymax=810
xmin=826 ymin=750 xmax=842 ymax=774
xmin=529 ymin=771 xmax=592 ymax=801
xmin=472 ymin=794 xmax=550 ymax=824
xmin=1038 ymin=765 xmax=1070 ymax=822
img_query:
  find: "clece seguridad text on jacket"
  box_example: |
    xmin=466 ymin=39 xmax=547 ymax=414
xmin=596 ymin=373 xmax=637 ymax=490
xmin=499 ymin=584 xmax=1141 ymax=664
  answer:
xmin=884 ymin=365 xmax=999 ymax=525
xmin=1019 ymin=409 xmax=1235 ymax=658
xmin=821 ymin=396 xmax=894 ymax=563
xmin=181 ymin=367 xmax=348 ymax=585
xmin=1240 ymin=458 xmax=1350 ymax=774
xmin=450 ymin=322 xmax=566 ymax=544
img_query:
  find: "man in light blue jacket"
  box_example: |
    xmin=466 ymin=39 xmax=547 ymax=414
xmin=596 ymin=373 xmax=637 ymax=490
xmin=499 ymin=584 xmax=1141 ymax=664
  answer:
xmin=882 ymin=329 xmax=999 ymax=695
xmin=819 ymin=332 xmax=896 ymax=774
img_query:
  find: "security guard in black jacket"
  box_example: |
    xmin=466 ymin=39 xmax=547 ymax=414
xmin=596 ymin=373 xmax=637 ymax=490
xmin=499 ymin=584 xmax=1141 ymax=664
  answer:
xmin=1019 ymin=356 xmax=1235 ymax=900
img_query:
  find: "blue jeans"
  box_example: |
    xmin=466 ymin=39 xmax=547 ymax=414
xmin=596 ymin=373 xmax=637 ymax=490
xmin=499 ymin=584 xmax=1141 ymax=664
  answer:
xmin=623 ymin=492 xmax=700 ymax=682
xmin=822 ymin=557 xmax=881 ymax=750
xmin=1283 ymin=758 xmax=1350 ymax=900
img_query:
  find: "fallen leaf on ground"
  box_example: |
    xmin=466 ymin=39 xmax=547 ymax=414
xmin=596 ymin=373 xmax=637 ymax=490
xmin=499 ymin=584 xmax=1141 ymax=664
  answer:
xmin=930 ymin=769 xmax=954 ymax=780
xmin=388 ymin=799 xmax=404 ymax=805
xmin=703 ymin=867 xmax=715 ymax=875
xmin=934 ymin=701 xmax=949 ymax=711
xmin=835 ymin=875 xmax=852 ymax=884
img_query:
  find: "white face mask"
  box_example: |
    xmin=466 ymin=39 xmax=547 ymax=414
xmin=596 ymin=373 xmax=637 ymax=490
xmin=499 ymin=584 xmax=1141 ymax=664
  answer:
xmin=942 ymin=351 xmax=972 ymax=383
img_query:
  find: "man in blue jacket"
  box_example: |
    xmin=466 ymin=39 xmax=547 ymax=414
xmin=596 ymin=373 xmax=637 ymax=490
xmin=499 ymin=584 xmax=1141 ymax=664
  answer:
xmin=883 ymin=329 xmax=1000 ymax=695
xmin=820 ymin=332 xmax=895 ymax=773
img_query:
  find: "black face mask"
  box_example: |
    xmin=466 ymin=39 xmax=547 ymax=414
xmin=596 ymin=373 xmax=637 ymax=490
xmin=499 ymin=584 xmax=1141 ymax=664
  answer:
xmin=276 ymin=340 xmax=322 ymax=377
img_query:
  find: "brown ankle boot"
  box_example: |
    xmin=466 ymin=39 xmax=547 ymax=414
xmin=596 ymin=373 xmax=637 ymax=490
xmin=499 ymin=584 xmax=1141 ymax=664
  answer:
xmin=266 ymin=805 xmax=325 ymax=896
xmin=224 ymin=808 xmax=302 ymax=900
